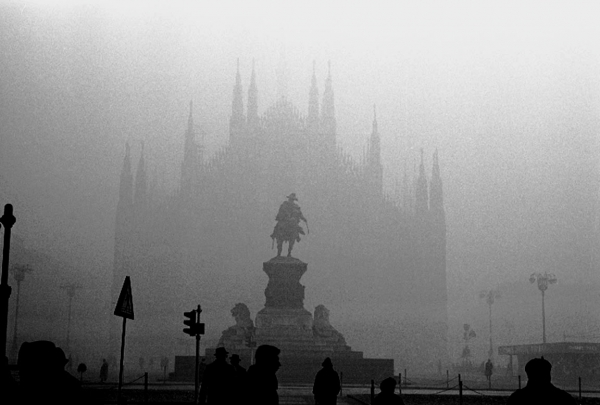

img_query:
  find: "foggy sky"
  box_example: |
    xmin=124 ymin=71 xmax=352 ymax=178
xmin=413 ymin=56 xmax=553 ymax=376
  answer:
xmin=1 ymin=1 xmax=600 ymax=361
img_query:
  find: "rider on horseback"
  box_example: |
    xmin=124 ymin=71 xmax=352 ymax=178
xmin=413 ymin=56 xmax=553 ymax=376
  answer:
xmin=270 ymin=193 xmax=308 ymax=257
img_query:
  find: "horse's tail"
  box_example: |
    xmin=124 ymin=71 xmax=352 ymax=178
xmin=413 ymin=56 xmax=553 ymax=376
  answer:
xmin=271 ymin=237 xmax=275 ymax=249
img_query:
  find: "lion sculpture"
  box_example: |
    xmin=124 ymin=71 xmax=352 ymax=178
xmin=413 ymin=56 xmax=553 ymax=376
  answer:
xmin=217 ymin=303 xmax=254 ymax=347
xmin=313 ymin=304 xmax=347 ymax=345
xmin=231 ymin=303 xmax=254 ymax=329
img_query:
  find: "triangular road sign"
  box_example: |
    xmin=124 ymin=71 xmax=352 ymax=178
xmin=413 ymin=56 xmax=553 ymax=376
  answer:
xmin=114 ymin=276 xmax=134 ymax=320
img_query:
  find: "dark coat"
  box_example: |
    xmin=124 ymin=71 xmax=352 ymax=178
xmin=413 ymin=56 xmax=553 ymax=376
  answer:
xmin=507 ymin=382 xmax=577 ymax=405
xmin=246 ymin=363 xmax=279 ymax=405
xmin=373 ymin=392 xmax=405 ymax=405
xmin=312 ymin=366 xmax=341 ymax=404
xmin=198 ymin=359 xmax=236 ymax=405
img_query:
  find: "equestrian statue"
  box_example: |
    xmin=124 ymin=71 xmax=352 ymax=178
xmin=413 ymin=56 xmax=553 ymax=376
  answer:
xmin=270 ymin=193 xmax=308 ymax=257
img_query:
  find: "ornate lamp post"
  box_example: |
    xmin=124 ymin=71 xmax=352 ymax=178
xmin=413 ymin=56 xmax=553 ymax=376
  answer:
xmin=60 ymin=283 xmax=82 ymax=351
xmin=11 ymin=264 xmax=32 ymax=358
xmin=479 ymin=289 xmax=501 ymax=359
xmin=529 ymin=272 xmax=557 ymax=344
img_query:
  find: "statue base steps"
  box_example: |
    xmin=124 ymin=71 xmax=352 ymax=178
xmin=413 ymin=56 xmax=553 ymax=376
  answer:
xmin=173 ymin=256 xmax=394 ymax=383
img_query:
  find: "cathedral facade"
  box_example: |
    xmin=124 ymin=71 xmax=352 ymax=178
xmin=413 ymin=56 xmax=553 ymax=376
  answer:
xmin=110 ymin=63 xmax=448 ymax=371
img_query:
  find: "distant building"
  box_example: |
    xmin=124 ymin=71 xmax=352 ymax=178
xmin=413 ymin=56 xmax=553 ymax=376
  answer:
xmin=499 ymin=342 xmax=600 ymax=386
xmin=109 ymin=62 xmax=448 ymax=370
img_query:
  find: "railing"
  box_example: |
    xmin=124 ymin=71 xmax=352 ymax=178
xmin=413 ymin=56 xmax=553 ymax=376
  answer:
xmin=91 ymin=372 xmax=149 ymax=404
xmin=344 ymin=370 xmax=595 ymax=404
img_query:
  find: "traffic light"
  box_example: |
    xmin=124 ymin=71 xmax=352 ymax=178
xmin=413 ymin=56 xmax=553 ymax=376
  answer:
xmin=183 ymin=308 xmax=206 ymax=336
xmin=183 ymin=310 xmax=197 ymax=336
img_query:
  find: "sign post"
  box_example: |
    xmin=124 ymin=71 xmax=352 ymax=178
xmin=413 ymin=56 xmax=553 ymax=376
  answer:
xmin=114 ymin=276 xmax=134 ymax=405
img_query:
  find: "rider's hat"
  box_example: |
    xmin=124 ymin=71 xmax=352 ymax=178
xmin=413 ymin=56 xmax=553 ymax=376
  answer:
xmin=286 ymin=193 xmax=298 ymax=201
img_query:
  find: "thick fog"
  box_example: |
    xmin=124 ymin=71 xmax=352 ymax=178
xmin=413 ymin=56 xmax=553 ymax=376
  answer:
xmin=1 ymin=2 xmax=599 ymax=371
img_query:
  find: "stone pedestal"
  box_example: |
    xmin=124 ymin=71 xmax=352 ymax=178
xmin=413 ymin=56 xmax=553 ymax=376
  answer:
xmin=262 ymin=257 xmax=307 ymax=308
xmin=255 ymin=257 xmax=313 ymax=338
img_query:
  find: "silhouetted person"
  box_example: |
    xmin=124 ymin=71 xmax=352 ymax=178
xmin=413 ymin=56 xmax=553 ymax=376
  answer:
xmin=313 ymin=357 xmax=341 ymax=405
xmin=198 ymin=347 xmax=235 ymax=405
xmin=507 ymin=357 xmax=577 ymax=405
xmin=485 ymin=359 xmax=493 ymax=387
xmin=373 ymin=377 xmax=405 ymax=405
xmin=247 ymin=344 xmax=281 ymax=405
xmin=100 ymin=358 xmax=108 ymax=383
xmin=230 ymin=354 xmax=246 ymax=378
xmin=16 ymin=340 xmax=85 ymax=405
xmin=230 ymin=354 xmax=247 ymax=404
xmin=199 ymin=357 xmax=206 ymax=380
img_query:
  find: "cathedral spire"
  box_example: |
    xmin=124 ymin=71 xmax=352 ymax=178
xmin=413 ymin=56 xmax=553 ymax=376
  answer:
xmin=415 ymin=148 xmax=429 ymax=216
xmin=307 ymin=60 xmax=319 ymax=133
xmin=320 ymin=60 xmax=336 ymax=149
xmin=134 ymin=141 xmax=147 ymax=208
xmin=118 ymin=142 xmax=133 ymax=209
xmin=247 ymin=59 xmax=258 ymax=127
xmin=181 ymin=101 xmax=202 ymax=196
xmin=230 ymin=59 xmax=245 ymax=145
xmin=366 ymin=104 xmax=383 ymax=194
xmin=232 ymin=59 xmax=244 ymax=119
xmin=402 ymin=162 xmax=412 ymax=213
xmin=429 ymin=149 xmax=444 ymax=212
xmin=187 ymin=100 xmax=194 ymax=137
xmin=369 ymin=105 xmax=381 ymax=166
xmin=372 ymin=104 xmax=378 ymax=134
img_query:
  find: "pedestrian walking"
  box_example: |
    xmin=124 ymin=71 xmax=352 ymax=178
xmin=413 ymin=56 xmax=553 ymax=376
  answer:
xmin=198 ymin=347 xmax=235 ymax=405
xmin=247 ymin=345 xmax=281 ymax=405
xmin=100 ymin=359 xmax=108 ymax=383
xmin=313 ymin=357 xmax=341 ymax=405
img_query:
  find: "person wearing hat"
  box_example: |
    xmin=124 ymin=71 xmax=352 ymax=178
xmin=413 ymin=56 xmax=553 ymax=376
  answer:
xmin=198 ymin=347 xmax=235 ymax=405
xmin=507 ymin=357 xmax=576 ymax=404
xmin=312 ymin=357 xmax=341 ymax=405
xmin=16 ymin=340 xmax=85 ymax=405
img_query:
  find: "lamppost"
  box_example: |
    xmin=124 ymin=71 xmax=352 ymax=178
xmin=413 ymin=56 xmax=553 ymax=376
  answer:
xmin=245 ymin=325 xmax=257 ymax=365
xmin=461 ymin=323 xmax=476 ymax=368
xmin=479 ymin=289 xmax=501 ymax=359
xmin=0 ymin=204 xmax=16 ymax=360
xmin=60 ymin=283 xmax=82 ymax=351
xmin=529 ymin=272 xmax=557 ymax=344
xmin=11 ymin=264 xmax=32 ymax=359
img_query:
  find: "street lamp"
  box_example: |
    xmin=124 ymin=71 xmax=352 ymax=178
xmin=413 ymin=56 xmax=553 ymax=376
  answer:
xmin=529 ymin=272 xmax=557 ymax=344
xmin=10 ymin=264 xmax=33 ymax=359
xmin=60 ymin=282 xmax=82 ymax=351
xmin=479 ymin=289 xmax=501 ymax=359
xmin=461 ymin=323 xmax=476 ymax=368
xmin=0 ymin=204 xmax=17 ymax=360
